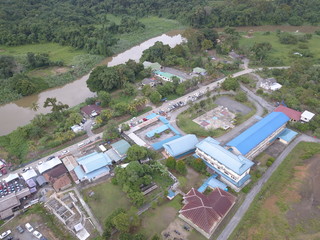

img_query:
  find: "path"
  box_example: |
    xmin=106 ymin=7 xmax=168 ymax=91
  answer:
xmin=216 ymin=134 xmax=320 ymax=240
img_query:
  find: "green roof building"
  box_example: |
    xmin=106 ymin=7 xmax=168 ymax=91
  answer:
xmin=143 ymin=61 xmax=162 ymax=71
xmin=154 ymin=70 xmax=185 ymax=82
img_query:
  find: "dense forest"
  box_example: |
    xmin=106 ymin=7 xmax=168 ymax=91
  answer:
xmin=1 ymin=0 xmax=320 ymax=53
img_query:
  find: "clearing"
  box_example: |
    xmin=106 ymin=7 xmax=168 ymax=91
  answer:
xmin=239 ymin=31 xmax=320 ymax=66
xmin=229 ymin=142 xmax=320 ymax=240
xmin=82 ymin=180 xmax=131 ymax=224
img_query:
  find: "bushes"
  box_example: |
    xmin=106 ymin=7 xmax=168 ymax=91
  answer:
xmin=165 ymin=157 xmax=187 ymax=175
xmin=185 ymin=157 xmax=207 ymax=174
xmin=266 ymin=157 xmax=275 ymax=167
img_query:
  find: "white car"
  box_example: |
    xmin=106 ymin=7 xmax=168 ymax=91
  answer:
xmin=25 ymin=223 xmax=34 ymax=232
xmin=33 ymin=230 xmax=42 ymax=239
xmin=61 ymin=150 xmax=69 ymax=154
xmin=38 ymin=161 xmax=43 ymax=165
xmin=0 ymin=230 xmax=11 ymax=239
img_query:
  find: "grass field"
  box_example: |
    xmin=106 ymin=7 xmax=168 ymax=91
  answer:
xmin=229 ymin=142 xmax=320 ymax=240
xmin=239 ymin=32 xmax=320 ymax=66
xmin=82 ymin=181 xmax=131 ymax=224
xmin=139 ymin=195 xmax=183 ymax=238
xmin=111 ymin=16 xmax=185 ymax=54
xmin=0 ymin=43 xmax=87 ymax=65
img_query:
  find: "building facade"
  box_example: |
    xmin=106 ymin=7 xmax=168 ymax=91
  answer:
xmin=195 ymin=137 xmax=254 ymax=191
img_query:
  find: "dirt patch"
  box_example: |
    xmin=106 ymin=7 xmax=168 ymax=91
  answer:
xmin=52 ymin=67 xmax=69 ymax=74
xmin=286 ymin=154 xmax=320 ymax=230
xmin=180 ymin=167 xmax=205 ymax=193
xmin=264 ymin=140 xmax=287 ymax=158
xmin=262 ymin=195 xmax=280 ymax=215
xmin=0 ymin=49 xmax=5 ymax=52
xmin=162 ymin=218 xmax=191 ymax=240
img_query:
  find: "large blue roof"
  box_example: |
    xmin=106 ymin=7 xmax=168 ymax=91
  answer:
xmin=77 ymin=152 xmax=112 ymax=173
xmin=74 ymin=165 xmax=110 ymax=180
xmin=226 ymin=112 xmax=290 ymax=155
xmin=163 ymin=134 xmax=199 ymax=157
xmin=196 ymin=137 xmax=253 ymax=175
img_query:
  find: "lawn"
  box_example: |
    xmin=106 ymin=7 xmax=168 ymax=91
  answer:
xmin=111 ymin=16 xmax=185 ymax=54
xmin=239 ymin=31 xmax=320 ymax=66
xmin=82 ymin=181 xmax=131 ymax=224
xmin=139 ymin=195 xmax=183 ymax=238
xmin=229 ymin=142 xmax=320 ymax=240
xmin=0 ymin=43 xmax=87 ymax=65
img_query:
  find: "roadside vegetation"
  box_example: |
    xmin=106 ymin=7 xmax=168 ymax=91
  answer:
xmin=230 ymin=142 xmax=320 ymax=240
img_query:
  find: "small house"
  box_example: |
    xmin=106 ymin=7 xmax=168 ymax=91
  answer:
xmin=193 ymin=67 xmax=207 ymax=75
xmin=143 ymin=61 xmax=162 ymax=71
xmin=301 ymin=110 xmax=315 ymax=122
xmin=81 ymin=104 xmax=102 ymax=118
xmin=260 ymin=78 xmax=282 ymax=91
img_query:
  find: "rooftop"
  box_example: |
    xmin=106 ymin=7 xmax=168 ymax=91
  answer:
xmin=193 ymin=67 xmax=207 ymax=73
xmin=276 ymin=128 xmax=298 ymax=143
xmin=154 ymin=70 xmax=184 ymax=81
xmin=196 ymin=137 xmax=253 ymax=175
xmin=143 ymin=61 xmax=161 ymax=71
xmin=38 ymin=157 xmax=62 ymax=174
xmin=21 ymin=169 xmax=38 ymax=181
xmin=80 ymin=104 xmax=102 ymax=116
xmin=301 ymin=110 xmax=315 ymax=120
xmin=163 ymin=134 xmax=199 ymax=158
xmin=43 ymin=164 xmax=68 ymax=182
xmin=226 ymin=112 xmax=290 ymax=155
xmin=52 ymin=175 xmax=72 ymax=192
xmin=111 ymin=139 xmax=131 ymax=157
xmin=77 ymin=152 xmax=112 ymax=173
xmin=61 ymin=155 xmax=78 ymax=171
xmin=74 ymin=165 xmax=110 ymax=181
xmin=180 ymin=188 xmax=236 ymax=235
xmin=274 ymin=105 xmax=302 ymax=121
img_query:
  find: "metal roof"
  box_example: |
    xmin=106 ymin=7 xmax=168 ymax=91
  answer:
xmin=111 ymin=139 xmax=130 ymax=157
xmin=146 ymin=125 xmax=169 ymax=138
xmin=21 ymin=169 xmax=38 ymax=181
xmin=38 ymin=157 xmax=62 ymax=174
xmin=163 ymin=134 xmax=199 ymax=157
xmin=274 ymin=105 xmax=302 ymax=121
xmin=196 ymin=137 xmax=253 ymax=175
xmin=74 ymin=165 xmax=110 ymax=181
xmin=77 ymin=152 xmax=112 ymax=173
xmin=276 ymin=128 xmax=298 ymax=143
xmin=226 ymin=112 xmax=290 ymax=155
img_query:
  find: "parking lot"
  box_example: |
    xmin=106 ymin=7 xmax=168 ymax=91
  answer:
xmin=214 ymin=96 xmax=252 ymax=115
xmin=0 ymin=179 xmax=25 ymax=198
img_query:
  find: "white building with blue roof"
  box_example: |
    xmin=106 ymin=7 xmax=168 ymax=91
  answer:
xmin=74 ymin=152 xmax=111 ymax=182
xmin=226 ymin=112 xmax=290 ymax=159
xmin=163 ymin=134 xmax=199 ymax=158
xmin=195 ymin=137 xmax=254 ymax=191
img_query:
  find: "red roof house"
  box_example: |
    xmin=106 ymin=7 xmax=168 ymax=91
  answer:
xmin=80 ymin=104 xmax=102 ymax=118
xmin=179 ymin=188 xmax=236 ymax=239
xmin=274 ymin=105 xmax=302 ymax=121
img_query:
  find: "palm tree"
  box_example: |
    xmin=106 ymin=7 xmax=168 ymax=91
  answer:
xmin=30 ymin=102 xmax=39 ymax=111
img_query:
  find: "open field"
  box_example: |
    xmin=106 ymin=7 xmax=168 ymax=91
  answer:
xmin=111 ymin=16 xmax=185 ymax=54
xmin=178 ymin=167 xmax=207 ymax=193
xmin=229 ymin=142 xmax=320 ymax=240
xmin=82 ymin=180 xmax=131 ymax=224
xmin=139 ymin=195 xmax=183 ymax=238
xmin=0 ymin=204 xmax=75 ymax=240
xmin=0 ymin=43 xmax=87 ymax=65
xmin=239 ymin=31 xmax=320 ymax=65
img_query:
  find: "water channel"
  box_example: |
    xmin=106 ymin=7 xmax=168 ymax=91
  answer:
xmin=0 ymin=30 xmax=185 ymax=136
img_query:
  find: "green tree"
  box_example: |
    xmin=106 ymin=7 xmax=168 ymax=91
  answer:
xmin=165 ymin=157 xmax=176 ymax=170
xmin=221 ymin=76 xmax=240 ymax=91
xmin=128 ymin=191 xmax=145 ymax=207
xmin=149 ymin=90 xmax=162 ymax=104
xmin=66 ymin=112 xmax=82 ymax=127
xmin=112 ymin=212 xmax=131 ymax=233
xmin=102 ymin=120 xmax=120 ymax=141
xmin=235 ymin=92 xmax=248 ymax=102
xmin=43 ymin=97 xmax=69 ymax=113
xmin=176 ymin=160 xmax=187 ymax=175
xmin=97 ymin=91 xmax=111 ymax=107
xmin=175 ymin=84 xmax=186 ymax=96
xmin=201 ymin=39 xmax=214 ymax=50
xmin=126 ymin=145 xmax=148 ymax=162
xmin=251 ymin=42 xmax=272 ymax=62
xmin=30 ymin=102 xmax=40 ymax=112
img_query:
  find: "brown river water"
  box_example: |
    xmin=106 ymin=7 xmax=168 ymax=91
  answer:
xmin=0 ymin=30 xmax=185 ymax=136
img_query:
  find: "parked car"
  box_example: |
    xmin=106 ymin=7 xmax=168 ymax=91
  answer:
xmin=33 ymin=231 xmax=42 ymax=239
xmin=38 ymin=161 xmax=43 ymax=165
xmin=25 ymin=223 xmax=34 ymax=232
xmin=40 ymin=237 xmax=48 ymax=240
xmin=61 ymin=150 xmax=69 ymax=154
xmin=22 ymin=167 xmax=31 ymax=172
xmin=0 ymin=230 xmax=11 ymax=239
xmin=47 ymin=156 xmax=55 ymax=161
xmin=16 ymin=225 xmax=24 ymax=234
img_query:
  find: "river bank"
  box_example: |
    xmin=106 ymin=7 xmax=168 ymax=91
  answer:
xmin=0 ymin=30 xmax=185 ymax=136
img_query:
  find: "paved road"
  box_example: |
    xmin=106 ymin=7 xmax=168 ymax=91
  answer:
xmin=216 ymin=134 xmax=320 ymax=240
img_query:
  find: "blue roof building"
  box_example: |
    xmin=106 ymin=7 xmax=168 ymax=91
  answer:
xmin=163 ymin=134 xmax=199 ymax=158
xmin=74 ymin=152 xmax=111 ymax=182
xmin=195 ymin=137 xmax=254 ymax=191
xmin=226 ymin=112 xmax=290 ymax=159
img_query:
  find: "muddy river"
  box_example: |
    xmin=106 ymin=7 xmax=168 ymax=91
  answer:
xmin=0 ymin=30 xmax=185 ymax=136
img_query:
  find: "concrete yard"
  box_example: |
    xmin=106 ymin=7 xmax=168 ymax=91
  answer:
xmin=214 ymin=96 xmax=252 ymax=115
xmin=193 ymin=105 xmax=236 ymax=130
